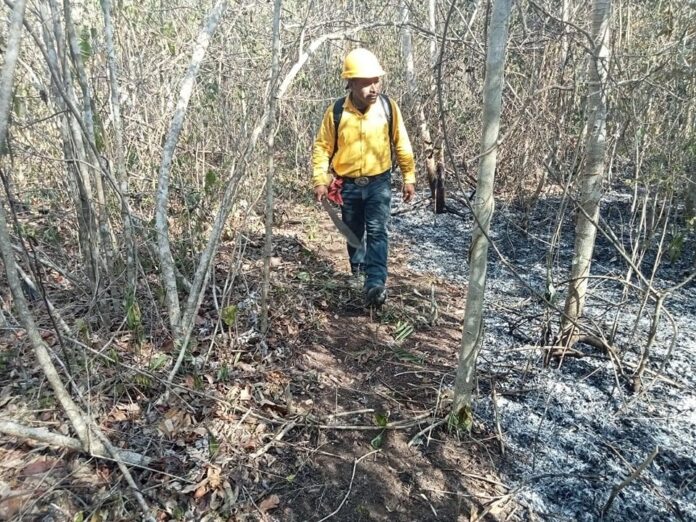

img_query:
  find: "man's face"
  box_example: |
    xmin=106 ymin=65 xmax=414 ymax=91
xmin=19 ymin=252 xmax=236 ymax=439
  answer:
xmin=349 ymin=77 xmax=381 ymax=108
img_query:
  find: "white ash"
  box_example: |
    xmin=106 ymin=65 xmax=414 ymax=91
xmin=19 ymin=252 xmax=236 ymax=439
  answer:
xmin=391 ymin=190 xmax=696 ymax=521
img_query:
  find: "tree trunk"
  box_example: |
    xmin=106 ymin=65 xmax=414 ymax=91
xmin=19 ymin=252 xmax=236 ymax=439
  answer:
xmin=155 ymin=0 xmax=228 ymax=339
xmin=64 ymin=0 xmax=114 ymax=283
xmin=39 ymin=0 xmax=101 ymax=293
xmin=101 ymin=0 xmax=138 ymax=295
xmin=452 ymin=0 xmax=512 ymax=425
xmin=0 ymin=0 xmax=102 ymax=457
xmin=401 ymin=1 xmax=441 ymax=211
xmin=0 ymin=0 xmax=25 ymax=151
xmin=260 ymin=0 xmax=283 ymax=333
xmin=561 ymin=0 xmax=612 ymax=344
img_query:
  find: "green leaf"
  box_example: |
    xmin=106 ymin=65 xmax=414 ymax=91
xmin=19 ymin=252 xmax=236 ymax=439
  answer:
xmin=374 ymin=413 xmax=388 ymax=427
xmin=161 ymin=21 xmax=176 ymax=38
xmin=286 ymin=474 xmax=296 ymax=483
xmin=392 ymin=348 xmax=421 ymax=363
xmin=393 ymin=321 xmax=414 ymax=342
xmin=79 ymin=27 xmax=92 ymax=59
xmin=216 ymin=363 xmax=230 ymax=382
xmin=205 ymin=169 xmax=218 ymax=192
xmin=221 ymin=305 xmax=238 ymax=326
xmin=126 ymin=298 xmax=142 ymax=330
xmin=297 ymin=272 xmax=310 ymax=282
xmin=668 ymin=233 xmax=684 ymax=263
xmin=208 ymin=431 xmax=220 ymax=458
xmin=149 ymin=353 xmax=169 ymax=371
xmin=370 ymin=431 xmax=385 ymax=449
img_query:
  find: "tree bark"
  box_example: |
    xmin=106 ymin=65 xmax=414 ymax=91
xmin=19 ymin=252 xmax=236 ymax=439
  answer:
xmin=561 ymin=0 xmax=612 ymax=343
xmin=0 ymin=420 xmax=149 ymax=466
xmin=401 ymin=1 xmax=441 ymax=211
xmin=39 ymin=0 xmax=101 ymax=293
xmin=0 ymin=0 xmax=26 ymax=152
xmin=0 ymin=0 xmax=103 ymax=455
xmin=452 ymin=0 xmax=512 ymax=424
xmin=64 ymin=0 xmax=115 ymax=285
xmin=101 ymin=0 xmax=138 ymax=294
xmin=155 ymin=0 xmax=228 ymax=338
xmin=260 ymin=0 xmax=283 ymax=333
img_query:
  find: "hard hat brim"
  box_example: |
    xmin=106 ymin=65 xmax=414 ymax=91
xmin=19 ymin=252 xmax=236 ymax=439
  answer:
xmin=341 ymin=68 xmax=386 ymax=79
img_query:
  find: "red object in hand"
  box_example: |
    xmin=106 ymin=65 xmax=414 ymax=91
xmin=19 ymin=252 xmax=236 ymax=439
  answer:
xmin=328 ymin=177 xmax=344 ymax=205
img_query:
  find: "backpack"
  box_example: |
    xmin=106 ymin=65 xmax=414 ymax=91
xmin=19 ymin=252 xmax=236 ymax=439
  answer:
xmin=331 ymin=93 xmax=395 ymax=164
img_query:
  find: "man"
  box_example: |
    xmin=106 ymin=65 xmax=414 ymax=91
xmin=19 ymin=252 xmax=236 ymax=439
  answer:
xmin=312 ymin=48 xmax=416 ymax=307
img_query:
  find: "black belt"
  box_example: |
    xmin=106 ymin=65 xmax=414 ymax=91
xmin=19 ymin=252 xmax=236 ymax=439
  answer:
xmin=341 ymin=169 xmax=391 ymax=187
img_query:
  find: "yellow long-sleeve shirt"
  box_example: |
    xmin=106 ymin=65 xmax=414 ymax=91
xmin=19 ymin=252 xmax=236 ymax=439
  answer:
xmin=311 ymin=94 xmax=416 ymax=187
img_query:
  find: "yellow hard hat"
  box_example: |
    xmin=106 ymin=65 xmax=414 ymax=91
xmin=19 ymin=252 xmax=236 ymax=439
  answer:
xmin=342 ymin=48 xmax=386 ymax=79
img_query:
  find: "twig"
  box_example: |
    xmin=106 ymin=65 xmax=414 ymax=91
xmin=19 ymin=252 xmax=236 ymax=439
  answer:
xmin=91 ymin=426 xmax=156 ymax=522
xmin=317 ymin=450 xmax=380 ymax=521
xmin=250 ymin=421 xmax=297 ymax=459
xmin=322 ymin=408 xmax=375 ymax=420
xmin=408 ymin=418 xmax=446 ymax=446
xmin=601 ymin=446 xmax=659 ymax=519
xmin=491 ymin=381 xmax=505 ymax=456
xmin=308 ymin=411 xmax=433 ymax=430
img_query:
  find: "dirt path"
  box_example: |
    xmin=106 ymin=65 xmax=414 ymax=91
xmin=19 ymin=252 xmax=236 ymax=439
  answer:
xmin=267 ymin=203 xmax=516 ymax=521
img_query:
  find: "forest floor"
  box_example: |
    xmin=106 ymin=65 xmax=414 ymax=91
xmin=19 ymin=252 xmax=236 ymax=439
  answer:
xmin=0 ymin=187 xmax=694 ymax=521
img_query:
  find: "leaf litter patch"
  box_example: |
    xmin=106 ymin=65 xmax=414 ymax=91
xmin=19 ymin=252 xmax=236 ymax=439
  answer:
xmin=391 ymin=191 xmax=696 ymax=521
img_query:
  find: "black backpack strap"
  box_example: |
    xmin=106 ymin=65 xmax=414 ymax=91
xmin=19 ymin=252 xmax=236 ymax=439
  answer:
xmin=379 ymin=94 xmax=395 ymax=166
xmin=331 ymin=96 xmax=346 ymax=162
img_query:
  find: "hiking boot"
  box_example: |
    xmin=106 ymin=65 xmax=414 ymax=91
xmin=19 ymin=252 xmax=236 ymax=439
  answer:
xmin=365 ymin=285 xmax=387 ymax=308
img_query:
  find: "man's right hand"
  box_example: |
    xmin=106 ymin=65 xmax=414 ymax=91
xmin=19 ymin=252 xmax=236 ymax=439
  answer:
xmin=314 ymin=185 xmax=328 ymax=203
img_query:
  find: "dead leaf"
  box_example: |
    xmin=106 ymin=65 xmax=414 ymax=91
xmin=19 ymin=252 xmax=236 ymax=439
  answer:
xmin=21 ymin=458 xmax=61 ymax=476
xmin=207 ymin=466 xmax=222 ymax=490
xmin=0 ymin=492 xmax=33 ymax=520
xmin=194 ymin=480 xmax=209 ymax=499
xmin=258 ymin=494 xmax=280 ymax=513
xmin=239 ymin=387 xmax=252 ymax=402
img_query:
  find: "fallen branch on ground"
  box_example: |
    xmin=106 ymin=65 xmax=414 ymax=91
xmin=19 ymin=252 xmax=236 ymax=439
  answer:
xmin=0 ymin=419 xmax=150 ymax=467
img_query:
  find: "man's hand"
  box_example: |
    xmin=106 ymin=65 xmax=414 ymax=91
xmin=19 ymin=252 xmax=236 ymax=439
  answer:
xmin=403 ymin=183 xmax=416 ymax=203
xmin=314 ymin=185 xmax=328 ymax=203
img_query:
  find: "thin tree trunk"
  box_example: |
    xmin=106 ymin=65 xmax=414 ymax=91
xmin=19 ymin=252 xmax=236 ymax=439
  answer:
xmin=101 ymin=0 xmax=138 ymax=294
xmin=0 ymin=0 xmax=26 ymax=151
xmin=429 ymin=0 xmax=437 ymax=65
xmin=39 ymin=0 xmax=100 ymax=292
xmin=0 ymin=420 xmax=149 ymax=466
xmin=561 ymin=0 xmax=612 ymax=343
xmin=64 ymin=0 xmax=114 ymax=282
xmin=452 ymin=0 xmax=512 ymax=424
xmin=0 ymin=0 xmax=101 ymax=454
xmin=155 ymin=0 xmax=228 ymax=338
xmin=401 ymin=1 xmax=441 ymax=211
xmin=260 ymin=0 xmax=283 ymax=333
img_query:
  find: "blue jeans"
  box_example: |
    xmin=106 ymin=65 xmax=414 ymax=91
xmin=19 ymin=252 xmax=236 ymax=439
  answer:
xmin=341 ymin=173 xmax=391 ymax=289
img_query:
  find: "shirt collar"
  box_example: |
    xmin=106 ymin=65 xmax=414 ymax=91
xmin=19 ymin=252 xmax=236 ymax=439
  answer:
xmin=344 ymin=93 xmax=376 ymax=115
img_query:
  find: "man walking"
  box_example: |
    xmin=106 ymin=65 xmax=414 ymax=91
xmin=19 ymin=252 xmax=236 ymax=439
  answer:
xmin=312 ymin=48 xmax=416 ymax=307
